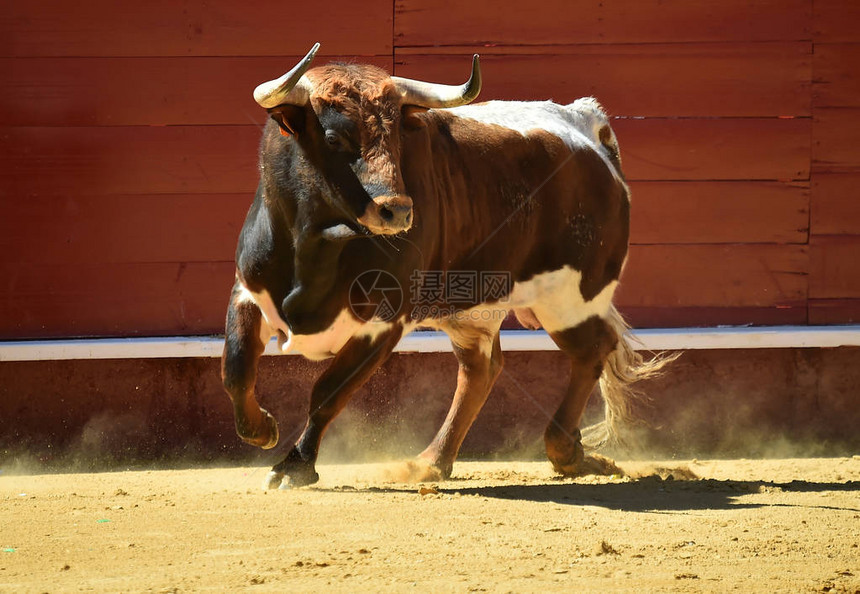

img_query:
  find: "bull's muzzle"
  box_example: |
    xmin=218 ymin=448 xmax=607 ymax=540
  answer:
xmin=358 ymin=194 xmax=414 ymax=235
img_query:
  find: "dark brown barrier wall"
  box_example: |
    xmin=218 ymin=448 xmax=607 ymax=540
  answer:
xmin=2 ymin=348 xmax=858 ymax=469
xmin=2 ymin=1 xmax=860 ymax=338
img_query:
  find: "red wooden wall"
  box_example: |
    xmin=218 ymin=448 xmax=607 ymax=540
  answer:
xmin=1 ymin=0 xmax=858 ymax=338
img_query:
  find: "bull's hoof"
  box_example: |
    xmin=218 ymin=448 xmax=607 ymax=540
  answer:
xmin=264 ymin=448 xmax=319 ymax=490
xmin=550 ymin=452 xmax=586 ymax=477
xmin=551 ymin=459 xmax=585 ymax=477
xmin=264 ymin=468 xmax=320 ymax=490
xmin=552 ymin=453 xmax=624 ymax=478
xmin=260 ymin=410 xmax=279 ymax=450
xmin=575 ymin=454 xmax=624 ymax=477
xmin=237 ymin=409 xmax=279 ymax=450
xmin=546 ymin=428 xmax=585 ymax=477
xmin=263 ymin=470 xmax=285 ymax=490
xmin=415 ymin=449 xmax=453 ymax=480
xmin=422 ymin=461 xmax=452 ymax=481
xmin=383 ymin=458 xmax=446 ymax=483
xmin=284 ymin=468 xmax=320 ymax=489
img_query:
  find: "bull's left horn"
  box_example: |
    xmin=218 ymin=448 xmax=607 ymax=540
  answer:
xmin=392 ymin=54 xmax=481 ymax=108
xmin=253 ymin=42 xmax=320 ymax=108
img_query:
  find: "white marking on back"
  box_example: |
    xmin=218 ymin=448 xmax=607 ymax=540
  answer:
xmin=444 ymin=100 xmax=624 ymax=186
xmin=447 ymin=101 xmax=590 ymax=151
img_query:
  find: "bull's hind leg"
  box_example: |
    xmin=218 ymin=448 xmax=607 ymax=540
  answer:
xmin=418 ymin=323 xmax=504 ymax=478
xmin=542 ymin=316 xmax=617 ymax=475
xmin=266 ymin=328 xmax=403 ymax=489
xmin=222 ymin=280 xmax=279 ymax=449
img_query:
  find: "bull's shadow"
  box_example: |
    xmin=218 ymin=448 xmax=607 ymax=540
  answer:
xmin=445 ymin=479 xmax=860 ymax=513
xmin=319 ymin=478 xmax=860 ymax=513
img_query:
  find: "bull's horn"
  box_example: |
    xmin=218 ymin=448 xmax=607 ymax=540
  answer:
xmin=253 ymin=42 xmax=320 ymax=108
xmin=392 ymin=54 xmax=481 ymax=108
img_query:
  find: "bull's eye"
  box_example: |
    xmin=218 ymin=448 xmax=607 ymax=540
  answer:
xmin=324 ymin=129 xmax=360 ymax=161
xmin=325 ymin=130 xmax=343 ymax=150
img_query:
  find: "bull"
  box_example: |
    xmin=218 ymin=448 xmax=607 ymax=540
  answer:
xmin=222 ymin=43 xmax=663 ymax=489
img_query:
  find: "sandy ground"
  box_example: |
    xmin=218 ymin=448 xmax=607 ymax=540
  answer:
xmin=0 ymin=457 xmax=858 ymax=593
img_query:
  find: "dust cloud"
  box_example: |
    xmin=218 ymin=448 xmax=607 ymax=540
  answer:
xmin=2 ymin=365 xmax=851 ymax=481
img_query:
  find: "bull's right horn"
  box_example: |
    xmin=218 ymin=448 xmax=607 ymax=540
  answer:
xmin=253 ymin=42 xmax=320 ymax=108
xmin=392 ymin=54 xmax=482 ymax=108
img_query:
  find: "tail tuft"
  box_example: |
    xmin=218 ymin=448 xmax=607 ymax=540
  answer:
xmin=582 ymin=305 xmax=680 ymax=450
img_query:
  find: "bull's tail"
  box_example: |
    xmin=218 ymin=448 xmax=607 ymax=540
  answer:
xmin=581 ymin=305 xmax=680 ymax=449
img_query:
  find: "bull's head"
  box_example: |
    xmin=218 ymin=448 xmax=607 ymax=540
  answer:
xmin=253 ymin=43 xmax=481 ymax=236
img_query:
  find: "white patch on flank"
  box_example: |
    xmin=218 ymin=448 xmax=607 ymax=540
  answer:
xmin=239 ymin=283 xmax=391 ymax=361
xmin=409 ymin=266 xmax=616 ymax=342
xmin=444 ymin=100 xmax=625 ymax=186
xmin=507 ymin=266 xmax=617 ymax=334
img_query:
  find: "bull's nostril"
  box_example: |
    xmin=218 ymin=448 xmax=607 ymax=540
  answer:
xmin=379 ymin=206 xmax=394 ymax=221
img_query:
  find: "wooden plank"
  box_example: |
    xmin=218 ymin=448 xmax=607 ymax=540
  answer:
xmin=0 ymin=262 xmax=234 ymax=338
xmin=616 ymin=244 xmax=809 ymax=308
xmin=0 ymin=253 xmax=812 ymax=339
xmin=0 ymin=126 xmax=260 ymax=196
xmin=6 ymin=183 xmax=810 ymax=265
xmin=614 ymin=117 xmax=811 ymax=182
xmin=811 ymin=173 xmax=860 ymax=235
xmin=629 ymin=182 xmax=809 ymax=245
xmin=810 ymin=235 xmax=860 ymax=299
xmin=814 ymin=0 xmax=860 ymax=42
xmin=812 ymin=107 xmax=860 ymax=172
xmin=812 ymin=43 xmax=860 ymax=108
xmin=0 ymin=194 xmax=250 ymax=265
xmin=0 ymin=56 xmax=395 ymax=127
xmin=395 ymin=0 xmax=811 ymax=46
xmin=0 ymin=244 xmax=812 ymax=339
xmin=1 ymin=46 xmax=809 ymax=126
xmin=0 ymin=118 xmax=811 ymax=200
xmin=808 ymin=299 xmax=860 ymax=324
xmin=2 ymin=0 xmax=392 ymax=57
xmin=394 ymin=44 xmax=811 ymax=117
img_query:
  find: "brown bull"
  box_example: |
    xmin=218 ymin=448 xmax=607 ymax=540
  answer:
xmin=222 ymin=43 xmax=665 ymax=489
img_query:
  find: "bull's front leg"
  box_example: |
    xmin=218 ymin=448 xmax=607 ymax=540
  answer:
xmin=222 ymin=280 xmax=279 ymax=449
xmin=265 ymin=326 xmax=403 ymax=489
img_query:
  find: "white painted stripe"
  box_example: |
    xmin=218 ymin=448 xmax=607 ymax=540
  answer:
xmin=1 ymin=326 xmax=858 ymax=362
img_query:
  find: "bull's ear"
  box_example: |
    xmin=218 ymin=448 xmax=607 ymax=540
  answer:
xmin=402 ymin=105 xmax=429 ymax=130
xmin=268 ymin=105 xmax=306 ymax=137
